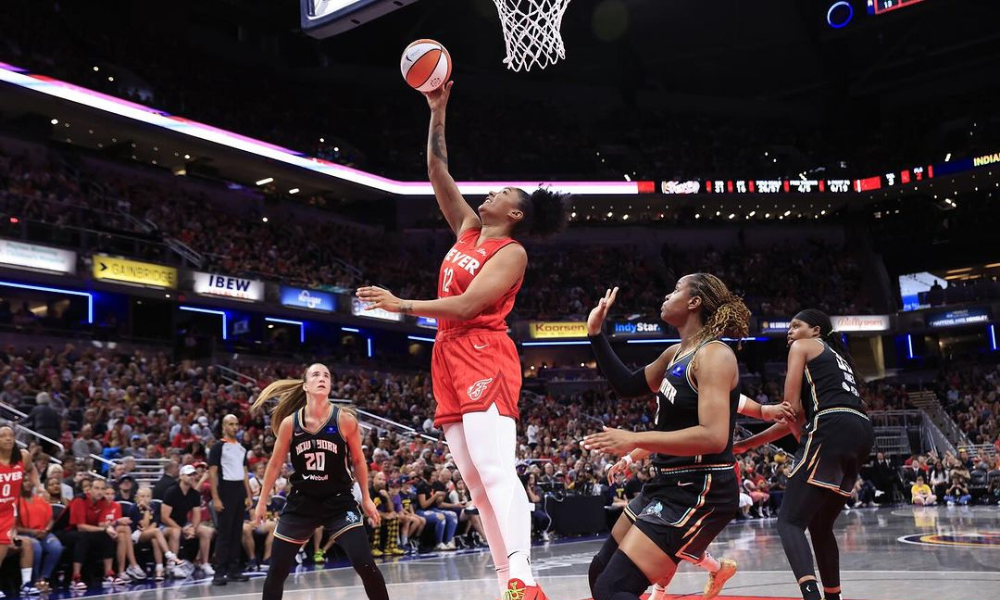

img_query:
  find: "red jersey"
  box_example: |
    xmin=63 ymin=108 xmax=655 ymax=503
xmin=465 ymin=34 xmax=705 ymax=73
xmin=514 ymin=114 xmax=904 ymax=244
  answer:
xmin=68 ymin=495 xmax=122 ymax=530
xmin=0 ymin=457 xmax=25 ymax=513
xmin=437 ymin=228 xmax=522 ymax=334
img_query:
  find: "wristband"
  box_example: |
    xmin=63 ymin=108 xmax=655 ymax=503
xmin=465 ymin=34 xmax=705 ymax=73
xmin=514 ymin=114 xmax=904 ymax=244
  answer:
xmin=622 ymin=455 xmax=634 ymax=467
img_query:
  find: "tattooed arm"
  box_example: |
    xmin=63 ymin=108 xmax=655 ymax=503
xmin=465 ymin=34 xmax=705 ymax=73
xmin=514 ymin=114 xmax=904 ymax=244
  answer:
xmin=424 ymin=81 xmax=480 ymax=237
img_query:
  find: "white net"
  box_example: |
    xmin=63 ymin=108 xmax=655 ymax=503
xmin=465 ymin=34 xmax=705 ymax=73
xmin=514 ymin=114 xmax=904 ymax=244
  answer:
xmin=492 ymin=0 xmax=573 ymax=72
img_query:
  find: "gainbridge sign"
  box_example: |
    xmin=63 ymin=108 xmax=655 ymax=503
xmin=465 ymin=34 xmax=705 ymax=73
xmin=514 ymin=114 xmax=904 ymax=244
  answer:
xmin=92 ymin=254 xmax=177 ymax=288
xmin=528 ymin=321 xmax=588 ymax=339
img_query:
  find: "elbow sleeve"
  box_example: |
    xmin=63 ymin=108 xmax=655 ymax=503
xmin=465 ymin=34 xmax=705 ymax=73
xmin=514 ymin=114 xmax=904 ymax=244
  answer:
xmin=588 ymin=332 xmax=650 ymax=398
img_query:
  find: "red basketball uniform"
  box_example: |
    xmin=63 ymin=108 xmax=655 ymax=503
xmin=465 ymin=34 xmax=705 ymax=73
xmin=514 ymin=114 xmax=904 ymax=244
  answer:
xmin=432 ymin=227 xmax=523 ymax=427
xmin=0 ymin=457 xmax=25 ymax=546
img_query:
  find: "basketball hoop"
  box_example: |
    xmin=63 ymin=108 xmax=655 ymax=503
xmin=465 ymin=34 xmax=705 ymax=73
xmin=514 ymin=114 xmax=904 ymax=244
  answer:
xmin=492 ymin=0 xmax=573 ymax=72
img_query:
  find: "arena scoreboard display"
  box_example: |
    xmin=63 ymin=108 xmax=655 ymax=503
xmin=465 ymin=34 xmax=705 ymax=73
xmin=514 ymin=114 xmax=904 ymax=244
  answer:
xmin=867 ymin=0 xmax=925 ymax=15
xmin=300 ymin=0 xmax=419 ymax=38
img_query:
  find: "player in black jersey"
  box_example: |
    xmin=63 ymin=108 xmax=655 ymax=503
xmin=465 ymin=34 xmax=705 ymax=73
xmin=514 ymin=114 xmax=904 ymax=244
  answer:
xmin=581 ymin=274 xmax=753 ymax=600
xmin=734 ymin=309 xmax=874 ymax=600
xmin=250 ymin=364 xmax=388 ymax=600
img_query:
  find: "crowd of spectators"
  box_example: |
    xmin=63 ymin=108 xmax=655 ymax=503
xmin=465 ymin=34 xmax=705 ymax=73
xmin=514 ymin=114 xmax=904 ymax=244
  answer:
xmin=2 ymin=324 xmax=999 ymax=590
xmin=2 ymin=139 xmax=876 ymax=323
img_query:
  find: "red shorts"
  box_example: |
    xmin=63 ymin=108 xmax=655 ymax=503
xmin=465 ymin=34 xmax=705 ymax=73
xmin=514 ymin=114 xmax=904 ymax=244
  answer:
xmin=432 ymin=330 xmax=522 ymax=427
xmin=0 ymin=507 xmax=14 ymax=546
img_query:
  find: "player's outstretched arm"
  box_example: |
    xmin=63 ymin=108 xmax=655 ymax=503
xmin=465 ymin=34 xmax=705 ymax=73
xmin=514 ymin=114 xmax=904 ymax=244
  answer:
xmin=356 ymin=243 xmax=526 ymax=320
xmin=425 ymin=81 xmax=480 ymax=237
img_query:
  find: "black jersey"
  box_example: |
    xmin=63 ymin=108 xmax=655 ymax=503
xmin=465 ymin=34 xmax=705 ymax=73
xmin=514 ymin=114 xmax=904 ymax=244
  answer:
xmin=800 ymin=339 xmax=865 ymax=428
xmin=651 ymin=340 xmax=739 ymax=470
xmin=288 ymin=404 xmax=354 ymax=497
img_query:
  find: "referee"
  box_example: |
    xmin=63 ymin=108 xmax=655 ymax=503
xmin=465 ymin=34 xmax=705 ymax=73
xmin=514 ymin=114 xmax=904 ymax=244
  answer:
xmin=209 ymin=414 xmax=252 ymax=585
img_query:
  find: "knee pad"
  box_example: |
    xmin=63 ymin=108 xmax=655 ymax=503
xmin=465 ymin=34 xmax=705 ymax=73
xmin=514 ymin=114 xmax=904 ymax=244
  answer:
xmin=589 ymin=537 xmax=620 ymax=594
xmin=593 ymin=550 xmax=650 ymax=600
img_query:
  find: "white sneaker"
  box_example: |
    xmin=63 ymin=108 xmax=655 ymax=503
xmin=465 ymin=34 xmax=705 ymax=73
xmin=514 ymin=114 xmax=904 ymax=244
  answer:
xmin=20 ymin=584 xmax=40 ymax=596
xmin=127 ymin=564 xmax=148 ymax=580
xmin=434 ymin=542 xmax=447 ymax=551
xmin=199 ymin=563 xmax=216 ymax=577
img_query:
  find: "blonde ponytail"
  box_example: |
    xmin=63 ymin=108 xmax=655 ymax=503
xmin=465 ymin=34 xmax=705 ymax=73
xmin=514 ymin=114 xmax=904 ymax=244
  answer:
xmin=251 ymin=379 xmax=307 ymax=435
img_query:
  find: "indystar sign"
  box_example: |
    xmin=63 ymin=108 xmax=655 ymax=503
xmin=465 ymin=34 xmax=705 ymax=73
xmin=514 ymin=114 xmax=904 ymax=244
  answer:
xmin=192 ymin=272 xmax=264 ymax=302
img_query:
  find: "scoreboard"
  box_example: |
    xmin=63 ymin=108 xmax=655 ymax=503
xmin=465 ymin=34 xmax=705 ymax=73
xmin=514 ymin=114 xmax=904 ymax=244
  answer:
xmin=867 ymin=0 xmax=925 ymax=15
xmin=300 ymin=0 xmax=419 ymax=38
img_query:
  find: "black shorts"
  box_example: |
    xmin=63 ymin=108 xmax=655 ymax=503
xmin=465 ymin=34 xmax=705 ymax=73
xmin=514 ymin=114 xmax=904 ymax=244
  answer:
xmin=623 ymin=490 xmax=645 ymax=523
xmin=788 ymin=408 xmax=874 ymax=497
xmin=274 ymin=492 xmax=365 ymax=545
xmin=630 ymin=465 xmax=738 ymax=563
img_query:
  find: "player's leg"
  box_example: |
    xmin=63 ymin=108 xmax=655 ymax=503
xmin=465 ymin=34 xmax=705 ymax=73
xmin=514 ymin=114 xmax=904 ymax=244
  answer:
xmin=334 ymin=526 xmax=389 ymax=600
xmin=777 ymin=472 xmax=825 ymax=600
xmin=444 ymin=421 xmax=510 ymax=589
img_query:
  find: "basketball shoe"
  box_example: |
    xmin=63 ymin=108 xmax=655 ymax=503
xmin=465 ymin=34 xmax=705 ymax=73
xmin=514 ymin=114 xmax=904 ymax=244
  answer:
xmin=502 ymin=578 xmax=549 ymax=600
xmin=703 ymin=558 xmax=738 ymax=599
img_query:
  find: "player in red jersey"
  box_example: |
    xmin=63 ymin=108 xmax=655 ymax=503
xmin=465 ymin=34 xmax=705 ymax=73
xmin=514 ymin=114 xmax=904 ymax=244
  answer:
xmin=356 ymin=80 xmax=567 ymax=600
xmin=0 ymin=424 xmax=38 ymax=593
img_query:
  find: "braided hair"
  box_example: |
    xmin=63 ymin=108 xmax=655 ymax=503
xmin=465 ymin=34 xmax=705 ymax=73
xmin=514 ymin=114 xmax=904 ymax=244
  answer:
xmin=685 ymin=273 xmax=752 ymax=354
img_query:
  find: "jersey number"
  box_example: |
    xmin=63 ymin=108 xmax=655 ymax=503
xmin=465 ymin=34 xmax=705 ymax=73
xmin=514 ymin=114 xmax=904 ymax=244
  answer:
xmin=304 ymin=452 xmax=326 ymax=471
xmin=442 ymin=267 xmax=455 ymax=294
xmin=1 ymin=484 xmax=9 ymax=498
xmin=832 ymin=350 xmax=861 ymax=397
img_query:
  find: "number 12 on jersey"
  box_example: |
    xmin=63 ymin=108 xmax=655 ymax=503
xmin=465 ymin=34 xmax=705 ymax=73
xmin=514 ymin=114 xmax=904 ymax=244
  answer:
xmin=442 ymin=267 xmax=455 ymax=294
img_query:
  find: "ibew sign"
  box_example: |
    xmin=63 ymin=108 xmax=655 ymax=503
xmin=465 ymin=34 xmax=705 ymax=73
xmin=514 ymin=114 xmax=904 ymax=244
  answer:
xmin=192 ymin=272 xmax=264 ymax=301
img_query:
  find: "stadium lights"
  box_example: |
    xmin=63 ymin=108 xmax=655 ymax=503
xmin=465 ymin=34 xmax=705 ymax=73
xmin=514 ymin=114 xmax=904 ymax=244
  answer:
xmin=367 ymin=338 xmax=373 ymax=358
xmin=341 ymin=327 xmax=360 ymax=333
xmin=288 ymin=188 xmax=300 ymax=194
xmin=407 ymin=335 xmax=436 ymax=343
xmin=990 ymin=325 xmax=997 ymax=351
xmin=50 ymin=119 xmax=58 ymax=125
xmin=0 ymin=63 xmax=642 ymax=197
xmin=255 ymin=177 xmax=274 ymax=186
xmin=179 ymin=306 xmax=227 ymax=340
xmin=265 ymin=317 xmax=305 ymax=343
xmin=0 ymin=282 xmax=93 ymax=324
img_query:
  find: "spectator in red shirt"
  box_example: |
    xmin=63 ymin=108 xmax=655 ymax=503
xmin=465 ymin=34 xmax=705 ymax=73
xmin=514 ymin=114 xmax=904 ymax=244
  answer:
xmin=66 ymin=478 xmax=124 ymax=590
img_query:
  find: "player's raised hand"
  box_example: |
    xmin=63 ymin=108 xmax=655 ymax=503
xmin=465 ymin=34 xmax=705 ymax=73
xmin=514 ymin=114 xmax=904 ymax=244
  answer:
xmin=425 ymin=80 xmax=453 ymax=112
xmin=356 ymin=286 xmax=404 ymax=313
xmin=583 ymin=426 xmax=635 ymax=455
xmin=587 ymin=287 xmax=619 ymax=335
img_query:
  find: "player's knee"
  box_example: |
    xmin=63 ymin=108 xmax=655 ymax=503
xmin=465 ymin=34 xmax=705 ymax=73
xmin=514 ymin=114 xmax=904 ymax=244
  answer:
xmin=589 ymin=537 xmax=619 ymax=594
xmin=593 ymin=550 xmax=650 ymax=600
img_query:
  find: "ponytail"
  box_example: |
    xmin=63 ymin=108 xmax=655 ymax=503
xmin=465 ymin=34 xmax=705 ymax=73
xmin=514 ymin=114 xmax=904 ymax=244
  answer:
xmin=251 ymin=378 xmax=307 ymax=436
xmin=685 ymin=273 xmax=752 ymax=349
xmin=794 ymin=309 xmax=865 ymax=394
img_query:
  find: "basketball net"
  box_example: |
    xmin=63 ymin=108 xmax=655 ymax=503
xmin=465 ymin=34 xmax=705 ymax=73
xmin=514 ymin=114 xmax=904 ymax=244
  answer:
xmin=492 ymin=0 xmax=572 ymax=72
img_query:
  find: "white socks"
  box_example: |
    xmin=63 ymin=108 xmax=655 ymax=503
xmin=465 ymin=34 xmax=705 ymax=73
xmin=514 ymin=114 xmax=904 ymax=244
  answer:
xmin=695 ymin=551 xmax=721 ymax=573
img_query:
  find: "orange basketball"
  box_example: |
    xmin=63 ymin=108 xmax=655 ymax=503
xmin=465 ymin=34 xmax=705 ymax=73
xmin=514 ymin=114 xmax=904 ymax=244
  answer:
xmin=400 ymin=39 xmax=452 ymax=92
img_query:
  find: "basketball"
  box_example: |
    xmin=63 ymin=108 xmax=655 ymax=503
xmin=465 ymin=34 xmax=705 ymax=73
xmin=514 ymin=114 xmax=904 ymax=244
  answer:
xmin=400 ymin=39 xmax=452 ymax=92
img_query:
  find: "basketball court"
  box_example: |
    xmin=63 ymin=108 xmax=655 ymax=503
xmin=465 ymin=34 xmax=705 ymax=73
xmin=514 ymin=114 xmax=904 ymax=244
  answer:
xmin=53 ymin=506 xmax=997 ymax=600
